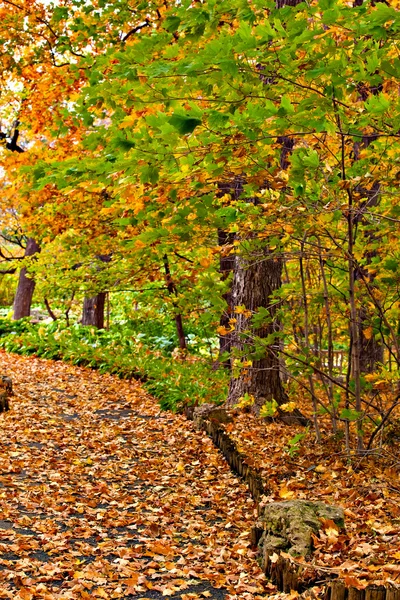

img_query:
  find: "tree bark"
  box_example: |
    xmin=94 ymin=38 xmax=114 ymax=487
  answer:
xmin=226 ymin=246 xmax=285 ymax=412
xmin=82 ymin=293 xmax=106 ymax=329
xmin=358 ymin=306 xmax=384 ymax=373
xmin=218 ymin=229 xmax=235 ymax=366
xmin=226 ymin=243 xmax=307 ymax=425
xmin=13 ymin=238 xmax=40 ymax=320
xmin=354 ymin=141 xmax=383 ymax=374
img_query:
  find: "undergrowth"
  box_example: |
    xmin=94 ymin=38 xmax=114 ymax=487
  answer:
xmin=0 ymin=319 xmax=228 ymax=411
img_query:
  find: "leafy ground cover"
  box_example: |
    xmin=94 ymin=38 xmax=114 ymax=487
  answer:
xmin=222 ymin=410 xmax=400 ymax=590
xmin=2 ymin=319 xmax=400 ymax=594
xmin=0 ymin=319 xmax=228 ymax=412
xmin=0 ymin=350 xmax=270 ymax=600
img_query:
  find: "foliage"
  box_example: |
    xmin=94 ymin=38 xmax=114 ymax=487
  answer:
xmin=0 ymin=274 xmax=17 ymax=307
xmin=0 ymin=0 xmax=400 ymax=452
xmin=0 ymin=318 xmax=228 ymax=412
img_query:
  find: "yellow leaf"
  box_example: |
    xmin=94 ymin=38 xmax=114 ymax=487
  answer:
xmin=364 ymin=373 xmax=376 ymax=382
xmin=279 ymin=485 xmax=295 ymax=499
xmin=315 ymin=464 xmax=327 ymax=473
xmin=216 ymin=326 xmax=232 ymax=335
xmin=280 ymin=402 xmax=296 ymax=412
xmin=234 ymin=305 xmax=246 ymax=314
xmin=93 ymin=588 xmax=109 ymax=599
xmin=73 ymin=570 xmax=86 ymax=579
xmin=199 ymin=257 xmax=211 ymax=267
xmin=363 ymin=326 xmax=373 ymax=340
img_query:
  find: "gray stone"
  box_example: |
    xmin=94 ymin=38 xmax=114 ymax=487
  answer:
xmin=257 ymin=500 xmax=345 ymax=566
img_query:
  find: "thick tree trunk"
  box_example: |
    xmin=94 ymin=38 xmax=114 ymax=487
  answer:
xmin=13 ymin=238 xmax=40 ymax=320
xmin=226 ymin=243 xmax=308 ymax=425
xmin=226 ymin=246 xmax=286 ymax=411
xmin=82 ymin=293 xmax=106 ymax=329
xmin=353 ymin=145 xmax=383 ymax=373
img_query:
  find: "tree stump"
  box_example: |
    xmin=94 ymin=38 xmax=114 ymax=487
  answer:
xmin=0 ymin=376 xmax=12 ymax=412
xmin=257 ymin=500 xmax=345 ymax=589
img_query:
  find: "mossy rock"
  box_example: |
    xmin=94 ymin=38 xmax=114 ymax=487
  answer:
xmin=257 ymin=500 xmax=344 ymax=569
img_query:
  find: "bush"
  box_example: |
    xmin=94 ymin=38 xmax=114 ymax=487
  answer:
xmin=0 ymin=318 xmax=228 ymax=411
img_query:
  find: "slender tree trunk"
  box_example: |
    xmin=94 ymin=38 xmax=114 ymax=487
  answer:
xmin=82 ymin=293 xmax=106 ymax=329
xmin=358 ymin=306 xmax=384 ymax=372
xmin=13 ymin=238 xmax=40 ymax=320
xmin=300 ymin=236 xmax=321 ymax=441
xmin=317 ymin=237 xmax=338 ymax=432
xmin=163 ymin=255 xmax=186 ymax=350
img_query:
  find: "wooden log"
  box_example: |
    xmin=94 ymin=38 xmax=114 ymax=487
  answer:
xmin=329 ymin=580 xmax=347 ymax=600
xmin=0 ymin=375 xmax=12 ymax=413
xmin=365 ymin=587 xmax=386 ymax=600
xmin=269 ymin=556 xmax=282 ymax=589
xmin=250 ymin=524 xmax=263 ymax=546
xmin=325 ymin=582 xmax=332 ymax=600
xmin=282 ymin=560 xmax=300 ymax=592
xmin=386 ymin=586 xmax=400 ymax=600
xmin=348 ymin=587 xmax=366 ymax=600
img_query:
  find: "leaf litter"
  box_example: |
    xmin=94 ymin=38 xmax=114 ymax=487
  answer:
xmin=0 ymin=351 xmax=270 ymax=600
xmin=223 ymin=409 xmax=400 ymax=592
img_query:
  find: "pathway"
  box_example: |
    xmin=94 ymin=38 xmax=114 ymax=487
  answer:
xmin=0 ymin=352 xmax=268 ymax=600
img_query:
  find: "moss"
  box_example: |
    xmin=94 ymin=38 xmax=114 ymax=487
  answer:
xmin=258 ymin=500 xmax=345 ymax=565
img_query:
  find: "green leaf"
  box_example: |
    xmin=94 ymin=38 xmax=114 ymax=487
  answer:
xmin=280 ymin=96 xmax=295 ymax=114
xmin=164 ymin=16 xmax=181 ymax=32
xmin=384 ymin=258 xmax=398 ymax=273
xmin=140 ymin=166 xmax=159 ymax=184
xmin=302 ymin=150 xmax=319 ymax=168
xmin=169 ymin=113 xmax=202 ymax=135
xmin=365 ymin=94 xmax=390 ymax=114
xmin=340 ymin=408 xmax=362 ymax=421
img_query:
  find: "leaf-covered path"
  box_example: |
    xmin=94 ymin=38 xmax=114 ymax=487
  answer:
xmin=0 ymin=351 xmax=268 ymax=600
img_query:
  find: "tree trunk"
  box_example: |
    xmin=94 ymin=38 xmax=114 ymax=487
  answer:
xmin=218 ymin=229 xmax=235 ymax=366
xmin=13 ymin=238 xmax=40 ymax=320
xmin=353 ymin=135 xmax=383 ymax=374
xmin=358 ymin=306 xmax=384 ymax=373
xmin=225 ymin=243 xmax=307 ymax=425
xmin=163 ymin=255 xmax=187 ymax=350
xmin=82 ymin=293 xmax=106 ymax=329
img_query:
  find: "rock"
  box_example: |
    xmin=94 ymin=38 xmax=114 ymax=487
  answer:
xmin=192 ymin=403 xmax=233 ymax=431
xmin=257 ymin=500 xmax=344 ymax=568
xmin=0 ymin=376 xmax=12 ymax=413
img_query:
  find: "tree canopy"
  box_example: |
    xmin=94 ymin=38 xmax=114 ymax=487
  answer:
xmin=1 ymin=0 xmax=400 ymax=452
